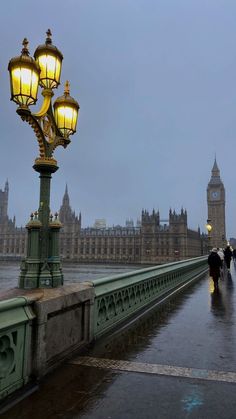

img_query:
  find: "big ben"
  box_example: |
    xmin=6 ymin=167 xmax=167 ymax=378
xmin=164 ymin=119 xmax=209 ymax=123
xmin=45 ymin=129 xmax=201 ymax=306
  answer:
xmin=207 ymin=158 xmax=226 ymax=248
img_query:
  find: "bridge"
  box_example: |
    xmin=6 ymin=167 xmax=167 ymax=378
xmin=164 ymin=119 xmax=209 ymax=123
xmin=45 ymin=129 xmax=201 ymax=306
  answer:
xmin=0 ymin=257 xmax=236 ymax=418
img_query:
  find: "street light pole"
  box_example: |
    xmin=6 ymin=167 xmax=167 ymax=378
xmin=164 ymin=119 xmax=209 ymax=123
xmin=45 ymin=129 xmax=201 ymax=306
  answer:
xmin=205 ymin=219 xmax=212 ymax=254
xmin=8 ymin=31 xmax=80 ymax=289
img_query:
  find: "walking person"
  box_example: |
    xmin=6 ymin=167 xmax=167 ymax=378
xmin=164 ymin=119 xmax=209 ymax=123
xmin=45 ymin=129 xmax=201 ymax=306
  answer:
xmin=217 ymin=248 xmax=224 ymax=280
xmin=208 ymin=248 xmax=222 ymax=290
xmin=232 ymin=248 xmax=236 ymax=267
xmin=224 ymin=245 xmax=232 ymax=272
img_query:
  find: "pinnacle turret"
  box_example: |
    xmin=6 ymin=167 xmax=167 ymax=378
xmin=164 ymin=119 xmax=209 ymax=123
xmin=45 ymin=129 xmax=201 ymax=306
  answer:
xmin=212 ymin=157 xmax=220 ymax=177
xmin=5 ymin=179 xmax=9 ymax=193
xmin=208 ymin=157 xmax=222 ymax=186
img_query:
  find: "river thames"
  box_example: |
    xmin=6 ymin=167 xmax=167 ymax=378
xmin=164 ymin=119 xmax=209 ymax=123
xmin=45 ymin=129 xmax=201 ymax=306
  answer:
xmin=0 ymin=261 xmax=143 ymax=291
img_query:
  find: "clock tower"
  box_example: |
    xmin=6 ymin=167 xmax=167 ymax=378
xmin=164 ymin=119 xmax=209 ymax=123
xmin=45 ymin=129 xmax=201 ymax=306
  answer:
xmin=207 ymin=159 xmax=226 ymax=248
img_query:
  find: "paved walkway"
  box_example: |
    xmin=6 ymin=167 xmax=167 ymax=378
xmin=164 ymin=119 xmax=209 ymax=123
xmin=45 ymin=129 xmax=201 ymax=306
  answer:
xmin=2 ymin=263 xmax=236 ymax=419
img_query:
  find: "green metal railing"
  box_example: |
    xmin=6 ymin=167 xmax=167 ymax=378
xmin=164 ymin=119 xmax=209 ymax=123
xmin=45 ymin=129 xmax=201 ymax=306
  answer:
xmin=0 ymin=297 xmax=35 ymax=401
xmin=91 ymin=256 xmax=208 ymax=338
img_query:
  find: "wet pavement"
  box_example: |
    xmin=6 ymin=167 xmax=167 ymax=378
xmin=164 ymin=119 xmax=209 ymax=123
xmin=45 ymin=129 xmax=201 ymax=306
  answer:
xmin=2 ymin=264 xmax=236 ymax=419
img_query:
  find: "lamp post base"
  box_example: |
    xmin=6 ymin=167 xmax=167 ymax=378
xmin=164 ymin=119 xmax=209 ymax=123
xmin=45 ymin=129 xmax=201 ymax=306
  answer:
xmin=19 ymin=258 xmax=63 ymax=289
xmin=18 ymin=163 xmax=64 ymax=289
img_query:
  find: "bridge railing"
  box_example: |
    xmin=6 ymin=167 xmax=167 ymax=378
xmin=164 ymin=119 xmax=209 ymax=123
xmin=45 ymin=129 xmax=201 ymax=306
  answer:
xmin=90 ymin=256 xmax=207 ymax=338
xmin=0 ymin=297 xmax=35 ymax=401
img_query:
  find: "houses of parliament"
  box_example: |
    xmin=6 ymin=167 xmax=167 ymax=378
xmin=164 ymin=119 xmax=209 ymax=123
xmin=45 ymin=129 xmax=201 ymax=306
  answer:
xmin=0 ymin=160 xmax=226 ymax=264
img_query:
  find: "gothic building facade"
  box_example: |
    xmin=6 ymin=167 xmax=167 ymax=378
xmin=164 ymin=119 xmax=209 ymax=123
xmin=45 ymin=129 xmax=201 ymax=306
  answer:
xmin=0 ymin=181 xmax=26 ymax=257
xmin=58 ymin=187 xmax=206 ymax=263
xmin=0 ymin=180 xmax=208 ymax=264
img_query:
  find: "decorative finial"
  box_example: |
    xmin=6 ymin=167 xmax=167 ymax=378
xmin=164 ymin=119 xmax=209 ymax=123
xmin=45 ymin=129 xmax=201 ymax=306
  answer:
xmin=64 ymin=80 xmax=70 ymax=96
xmin=46 ymin=29 xmax=52 ymax=44
xmin=21 ymin=38 xmax=29 ymax=55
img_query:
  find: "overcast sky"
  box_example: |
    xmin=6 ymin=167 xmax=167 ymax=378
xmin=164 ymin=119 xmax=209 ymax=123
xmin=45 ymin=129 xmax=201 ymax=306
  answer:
xmin=1 ymin=0 xmax=236 ymax=237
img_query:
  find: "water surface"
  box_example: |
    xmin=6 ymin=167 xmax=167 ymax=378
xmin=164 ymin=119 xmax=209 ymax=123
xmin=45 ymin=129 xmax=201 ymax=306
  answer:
xmin=0 ymin=261 xmax=143 ymax=291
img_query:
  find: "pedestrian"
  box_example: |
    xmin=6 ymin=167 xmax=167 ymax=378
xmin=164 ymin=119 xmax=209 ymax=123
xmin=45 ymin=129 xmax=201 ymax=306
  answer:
xmin=224 ymin=245 xmax=232 ymax=272
xmin=208 ymin=248 xmax=222 ymax=290
xmin=232 ymin=248 xmax=236 ymax=266
xmin=217 ymin=247 xmax=224 ymax=279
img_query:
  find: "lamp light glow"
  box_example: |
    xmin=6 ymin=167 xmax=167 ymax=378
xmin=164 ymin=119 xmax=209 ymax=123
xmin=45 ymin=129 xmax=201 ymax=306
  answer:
xmin=34 ymin=29 xmax=63 ymax=89
xmin=8 ymin=38 xmax=40 ymax=107
xmin=206 ymin=223 xmax=212 ymax=233
xmin=53 ymin=81 xmax=79 ymax=137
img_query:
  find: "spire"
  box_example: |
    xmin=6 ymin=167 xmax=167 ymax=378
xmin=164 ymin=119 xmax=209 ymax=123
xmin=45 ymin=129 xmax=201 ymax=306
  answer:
xmin=5 ymin=179 xmax=9 ymax=193
xmin=208 ymin=157 xmax=222 ymax=186
xmin=62 ymin=183 xmax=70 ymax=205
xmin=212 ymin=157 xmax=220 ymax=177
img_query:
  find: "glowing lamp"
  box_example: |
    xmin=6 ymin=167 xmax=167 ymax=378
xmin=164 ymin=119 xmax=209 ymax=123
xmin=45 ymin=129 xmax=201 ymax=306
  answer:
xmin=34 ymin=29 xmax=63 ymax=89
xmin=8 ymin=38 xmax=40 ymax=107
xmin=53 ymin=81 xmax=79 ymax=137
xmin=206 ymin=223 xmax=212 ymax=233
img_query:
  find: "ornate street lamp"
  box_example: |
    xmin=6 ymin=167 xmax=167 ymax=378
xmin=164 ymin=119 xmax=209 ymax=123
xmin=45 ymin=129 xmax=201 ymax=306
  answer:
xmin=34 ymin=29 xmax=63 ymax=90
xmin=8 ymin=30 xmax=80 ymax=289
xmin=8 ymin=38 xmax=40 ymax=107
xmin=54 ymin=81 xmax=79 ymax=137
xmin=205 ymin=219 xmax=212 ymax=253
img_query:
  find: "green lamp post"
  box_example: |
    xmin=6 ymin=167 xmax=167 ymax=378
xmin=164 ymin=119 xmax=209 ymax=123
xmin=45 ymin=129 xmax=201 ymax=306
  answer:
xmin=8 ymin=30 xmax=80 ymax=289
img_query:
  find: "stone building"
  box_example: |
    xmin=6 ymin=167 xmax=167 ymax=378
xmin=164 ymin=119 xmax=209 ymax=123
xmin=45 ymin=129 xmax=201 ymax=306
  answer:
xmin=207 ymin=158 xmax=226 ymax=248
xmin=0 ymin=181 xmax=207 ymax=264
xmin=0 ymin=181 xmax=26 ymax=257
xmin=58 ymin=187 xmax=205 ymax=263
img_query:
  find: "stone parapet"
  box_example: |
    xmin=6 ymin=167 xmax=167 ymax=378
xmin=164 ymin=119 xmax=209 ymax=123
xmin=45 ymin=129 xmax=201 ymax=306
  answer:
xmin=0 ymin=283 xmax=94 ymax=406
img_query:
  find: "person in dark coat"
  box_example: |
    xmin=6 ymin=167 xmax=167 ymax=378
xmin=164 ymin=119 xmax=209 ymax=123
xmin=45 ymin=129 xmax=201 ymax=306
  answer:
xmin=224 ymin=245 xmax=233 ymax=271
xmin=208 ymin=248 xmax=222 ymax=290
xmin=232 ymin=248 xmax=236 ymax=264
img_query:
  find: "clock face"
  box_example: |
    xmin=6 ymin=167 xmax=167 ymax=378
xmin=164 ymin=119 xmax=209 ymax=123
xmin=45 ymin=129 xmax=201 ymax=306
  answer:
xmin=211 ymin=191 xmax=220 ymax=199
